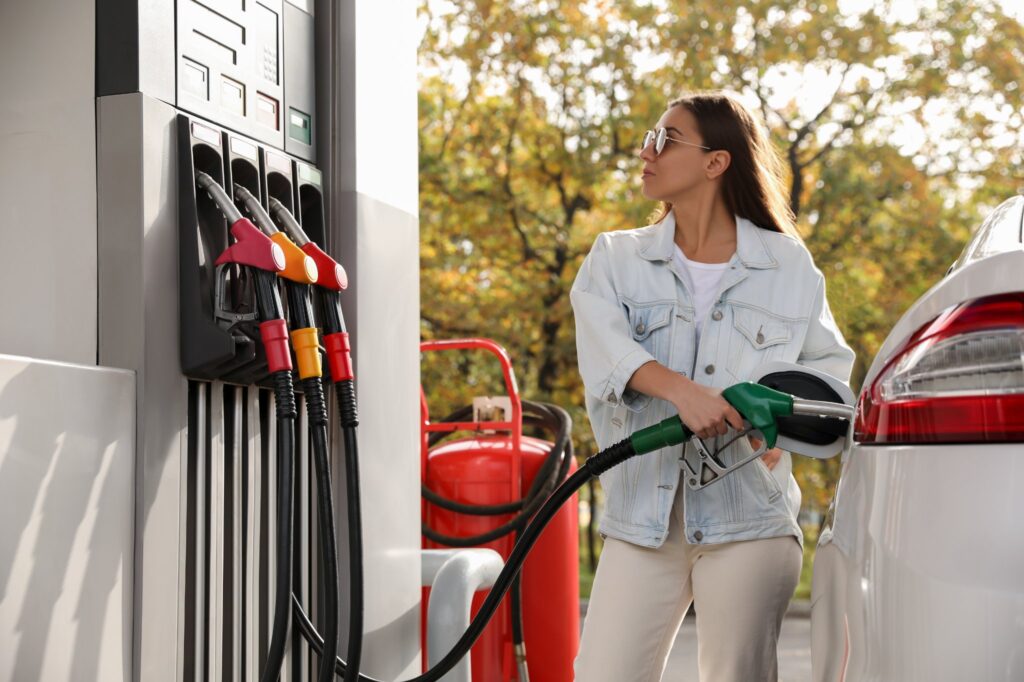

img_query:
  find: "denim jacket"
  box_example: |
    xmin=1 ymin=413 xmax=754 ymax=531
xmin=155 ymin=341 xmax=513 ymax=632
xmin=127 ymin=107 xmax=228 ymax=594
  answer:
xmin=570 ymin=212 xmax=855 ymax=549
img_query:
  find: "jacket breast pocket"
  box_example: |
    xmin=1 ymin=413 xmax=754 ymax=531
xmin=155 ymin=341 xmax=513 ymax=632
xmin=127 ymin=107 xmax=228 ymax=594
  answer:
xmin=726 ymin=305 xmax=796 ymax=382
xmin=621 ymin=297 xmax=675 ymax=365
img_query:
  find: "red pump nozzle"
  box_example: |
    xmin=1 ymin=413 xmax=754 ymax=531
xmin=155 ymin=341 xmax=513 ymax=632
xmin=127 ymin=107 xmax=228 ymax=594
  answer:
xmin=300 ymin=242 xmax=348 ymax=291
xmin=214 ymin=218 xmax=287 ymax=272
xmin=196 ymin=172 xmax=286 ymax=272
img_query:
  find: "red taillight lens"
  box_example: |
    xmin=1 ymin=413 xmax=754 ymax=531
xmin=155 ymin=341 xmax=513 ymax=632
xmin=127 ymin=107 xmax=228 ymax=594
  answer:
xmin=854 ymin=293 xmax=1024 ymax=444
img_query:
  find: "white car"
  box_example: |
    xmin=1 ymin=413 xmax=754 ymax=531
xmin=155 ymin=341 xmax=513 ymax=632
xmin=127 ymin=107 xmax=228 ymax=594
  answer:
xmin=811 ymin=195 xmax=1024 ymax=682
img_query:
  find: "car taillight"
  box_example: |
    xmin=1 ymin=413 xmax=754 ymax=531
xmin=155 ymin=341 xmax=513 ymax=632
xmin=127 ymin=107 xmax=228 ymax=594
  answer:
xmin=854 ymin=292 xmax=1024 ymax=444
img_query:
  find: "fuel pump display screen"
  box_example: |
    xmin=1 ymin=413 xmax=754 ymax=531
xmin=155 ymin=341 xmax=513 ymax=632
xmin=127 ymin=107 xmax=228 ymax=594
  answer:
xmin=289 ymin=109 xmax=312 ymax=146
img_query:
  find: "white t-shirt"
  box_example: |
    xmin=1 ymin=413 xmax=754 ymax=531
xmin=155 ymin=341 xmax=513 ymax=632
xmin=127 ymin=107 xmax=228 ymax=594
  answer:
xmin=672 ymin=244 xmax=731 ymax=345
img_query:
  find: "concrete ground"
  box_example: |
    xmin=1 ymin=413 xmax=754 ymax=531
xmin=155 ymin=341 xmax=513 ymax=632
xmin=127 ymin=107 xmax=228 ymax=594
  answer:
xmin=580 ymin=600 xmax=812 ymax=681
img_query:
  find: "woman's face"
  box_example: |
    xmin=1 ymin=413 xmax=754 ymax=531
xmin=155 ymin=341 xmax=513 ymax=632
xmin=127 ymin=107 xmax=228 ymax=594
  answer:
xmin=638 ymin=106 xmax=712 ymax=202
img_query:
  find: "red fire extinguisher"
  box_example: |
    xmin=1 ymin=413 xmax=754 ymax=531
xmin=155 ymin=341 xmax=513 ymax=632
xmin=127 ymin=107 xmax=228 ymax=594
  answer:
xmin=420 ymin=338 xmax=579 ymax=682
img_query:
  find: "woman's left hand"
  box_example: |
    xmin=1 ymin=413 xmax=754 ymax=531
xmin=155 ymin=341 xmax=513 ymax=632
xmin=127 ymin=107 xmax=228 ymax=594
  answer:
xmin=748 ymin=436 xmax=783 ymax=470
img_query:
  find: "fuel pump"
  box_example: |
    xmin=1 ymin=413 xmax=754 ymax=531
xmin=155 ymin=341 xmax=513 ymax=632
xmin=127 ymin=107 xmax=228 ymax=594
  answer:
xmin=16 ymin=1 xmax=862 ymax=677
xmin=198 ymin=168 xmax=362 ymax=682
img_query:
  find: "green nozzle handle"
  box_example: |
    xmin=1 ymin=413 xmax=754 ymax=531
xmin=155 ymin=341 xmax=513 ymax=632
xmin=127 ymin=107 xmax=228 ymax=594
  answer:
xmin=630 ymin=415 xmax=689 ymax=455
xmin=722 ymin=382 xmax=794 ymax=448
xmin=629 ymin=382 xmax=794 ymax=456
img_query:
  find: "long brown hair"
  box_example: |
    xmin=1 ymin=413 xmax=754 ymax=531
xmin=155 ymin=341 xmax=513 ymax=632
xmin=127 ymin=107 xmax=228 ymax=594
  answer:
xmin=653 ymin=91 xmax=798 ymax=238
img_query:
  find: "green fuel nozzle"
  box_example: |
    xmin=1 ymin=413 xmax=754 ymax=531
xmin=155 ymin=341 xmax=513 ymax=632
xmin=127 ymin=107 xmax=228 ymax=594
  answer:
xmin=586 ymin=382 xmax=794 ymax=479
xmin=720 ymin=382 xmax=794 ymax=449
xmin=629 ymin=382 xmax=794 ymax=455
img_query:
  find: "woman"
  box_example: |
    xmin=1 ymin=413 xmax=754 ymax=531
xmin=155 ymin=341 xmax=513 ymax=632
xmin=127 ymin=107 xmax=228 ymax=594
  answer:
xmin=570 ymin=91 xmax=855 ymax=681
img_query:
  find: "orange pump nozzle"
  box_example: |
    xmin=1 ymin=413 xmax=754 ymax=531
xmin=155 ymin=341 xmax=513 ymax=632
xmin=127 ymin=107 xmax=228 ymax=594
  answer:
xmin=270 ymin=232 xmax=319 ymax=284
xmin=233 ymin=184 xmax=318 ymax=285
xmin=268 ymin=196 xmax=347 ymax=291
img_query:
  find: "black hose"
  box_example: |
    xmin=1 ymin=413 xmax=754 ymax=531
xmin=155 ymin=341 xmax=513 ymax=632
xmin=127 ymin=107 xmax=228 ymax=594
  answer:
xmin=255 ymin=270 xmax=284 ymax=322
xmin=420 ymin=402 xmax=571 ymax=544
xmin=286 ymin=277 xmax=339 ymax=682
xmin=286 ymin=282 xmax=315 ymax=330
xmin=318 ymin=289 xmax=345 ymax=336
xmin=420 ymin=402 xmax=568 ymax=517
xmin=290 ymin=435 xmax=636 ymax=681
xmin=585 ymin=478 xmax=598 ymax=573
xmin=261 ymin=370 xmax=298 ymax=682
xmin=335 ymin=379 xmax=363 ymax=682
xmin=305 ymin=377 xmax=340 ymax=682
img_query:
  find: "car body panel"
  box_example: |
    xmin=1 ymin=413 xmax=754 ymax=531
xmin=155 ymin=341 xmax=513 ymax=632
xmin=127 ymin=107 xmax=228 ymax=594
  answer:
xmin=812 ymin=196 xmax=1024 ymax=681
xmin=813 ymin=443 xmax=1024 ymax=682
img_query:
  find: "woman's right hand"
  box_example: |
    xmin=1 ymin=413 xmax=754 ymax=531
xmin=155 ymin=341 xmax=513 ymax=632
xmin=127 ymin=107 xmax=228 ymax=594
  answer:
xmin=624 ymin=362 xmax=746 ymax=439
xmin=670 ymin=380 xmax=745 ymax=440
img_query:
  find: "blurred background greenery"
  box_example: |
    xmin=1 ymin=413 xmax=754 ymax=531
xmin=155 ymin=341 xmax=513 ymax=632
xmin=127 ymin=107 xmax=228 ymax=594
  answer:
xmin=416 ymin=0 xmax=1024 ymax=599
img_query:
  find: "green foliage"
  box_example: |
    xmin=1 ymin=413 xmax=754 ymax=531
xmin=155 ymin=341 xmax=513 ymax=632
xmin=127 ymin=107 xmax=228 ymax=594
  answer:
xmin=419 ymin=0 xmax=1024 ymax=527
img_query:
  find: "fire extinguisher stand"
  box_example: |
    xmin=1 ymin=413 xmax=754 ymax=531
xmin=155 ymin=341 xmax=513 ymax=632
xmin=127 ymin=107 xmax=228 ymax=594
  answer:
xmin=420 ymin=338 xmax=580 ymax=682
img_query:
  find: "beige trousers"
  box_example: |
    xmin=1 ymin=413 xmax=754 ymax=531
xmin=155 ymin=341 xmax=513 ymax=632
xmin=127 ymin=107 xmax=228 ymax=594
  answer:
xmin=573 ymin=475 xmax=802 ymax=682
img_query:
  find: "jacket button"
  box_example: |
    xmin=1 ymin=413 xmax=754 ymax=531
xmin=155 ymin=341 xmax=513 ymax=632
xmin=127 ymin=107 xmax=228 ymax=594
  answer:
xmin=635 ymin=322 xmax=646 ymax=335
xmin=756 ymin=331 xmax=765 ymax=344
xmin=704 ymin=364 xmax=715 ymax=375
xmin=694 ymin=531 xmax=703 ymax=541
xmin=711 ymin=309 xmax=723 ymax=321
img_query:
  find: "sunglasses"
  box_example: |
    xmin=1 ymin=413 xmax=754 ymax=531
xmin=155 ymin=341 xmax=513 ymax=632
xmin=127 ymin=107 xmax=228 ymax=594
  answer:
xmin=641 ymin=127 xmax=712 ymax=155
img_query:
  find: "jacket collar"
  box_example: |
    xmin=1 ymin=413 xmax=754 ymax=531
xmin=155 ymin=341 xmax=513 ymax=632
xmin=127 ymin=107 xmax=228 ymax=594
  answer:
xmin=637 ymin=210 xmax=778 ymax=269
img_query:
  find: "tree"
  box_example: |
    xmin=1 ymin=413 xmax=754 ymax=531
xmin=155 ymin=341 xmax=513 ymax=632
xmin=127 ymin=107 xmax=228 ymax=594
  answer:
xmin=418 ymin=0 xmax=1024 ymax=524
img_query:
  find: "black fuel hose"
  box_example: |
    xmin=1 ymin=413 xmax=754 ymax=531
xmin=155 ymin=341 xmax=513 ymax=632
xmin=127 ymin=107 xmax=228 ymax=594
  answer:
xmin=323 ymin=294 xmax=364 ymax=682
xmin=291 ymin=434 xmax=638 ymax=681
xmin=304 ymin=376 xmax=340 ymax=682
xmin=261 ymin=371 xmax=297 ymax=682
xmin=335 ymin=378 xmax=364 ymax=682
xmin=282 ymin=278 xmax=341 ymax=682
xmin=253 ymin=269 xmax=299 ymax=682
xmin=297 ymin=283 xmax=365 ymax=682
